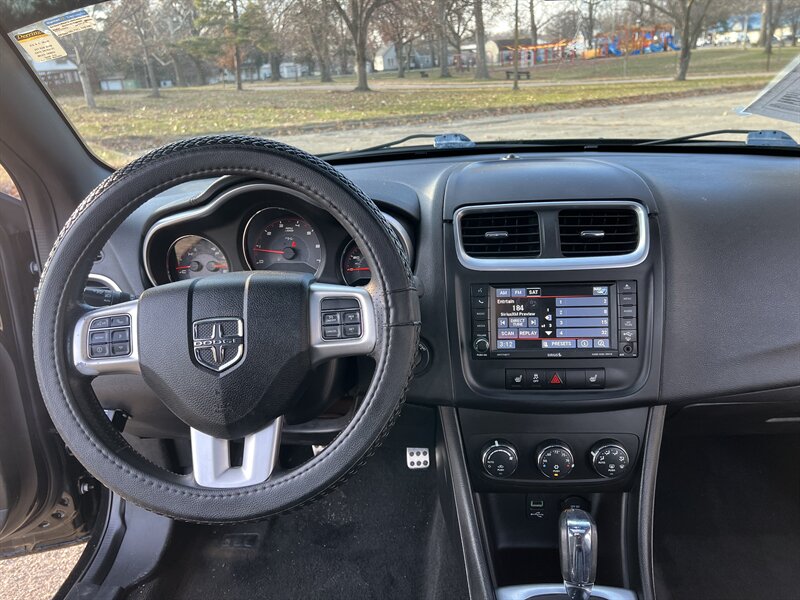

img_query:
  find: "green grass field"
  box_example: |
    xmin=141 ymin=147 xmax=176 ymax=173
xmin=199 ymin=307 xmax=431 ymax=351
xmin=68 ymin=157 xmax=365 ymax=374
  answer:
xmin=59 ymin=73 xmax=775 ymax=165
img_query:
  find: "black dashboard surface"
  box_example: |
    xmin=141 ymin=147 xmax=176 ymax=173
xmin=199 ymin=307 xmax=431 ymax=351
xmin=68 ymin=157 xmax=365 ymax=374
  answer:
xmin=91 ymin=151 xmax=800 ymax=413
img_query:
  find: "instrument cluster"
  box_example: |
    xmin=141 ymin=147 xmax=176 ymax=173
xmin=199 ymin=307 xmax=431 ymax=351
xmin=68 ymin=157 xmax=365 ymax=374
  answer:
xmin=143 ymin=182 xmax=412 ymax=288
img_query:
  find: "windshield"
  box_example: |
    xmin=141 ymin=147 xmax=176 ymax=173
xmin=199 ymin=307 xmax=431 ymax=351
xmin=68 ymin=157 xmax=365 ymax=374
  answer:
xmin=6 ymin=0 xmax=800 ymax=166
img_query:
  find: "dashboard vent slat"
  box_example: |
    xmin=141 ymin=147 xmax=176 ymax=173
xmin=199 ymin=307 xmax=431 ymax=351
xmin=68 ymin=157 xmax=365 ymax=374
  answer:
xmin=460 ymin=210 xmax=540 ymax=258
xmin=559 ymin=208 xmax=639 ymax=257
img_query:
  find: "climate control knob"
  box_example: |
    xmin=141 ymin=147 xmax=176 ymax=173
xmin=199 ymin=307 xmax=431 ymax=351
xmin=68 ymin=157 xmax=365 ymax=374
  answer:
xmin=481 ymin=440 xmax=518 ymax=478
xmin=473 ymin=338 xmax=490 ymax=353
xmin=536 ymin=441 xmax=574 ymax=479
xmin=590 ymin=440 xmax=630 ymax=478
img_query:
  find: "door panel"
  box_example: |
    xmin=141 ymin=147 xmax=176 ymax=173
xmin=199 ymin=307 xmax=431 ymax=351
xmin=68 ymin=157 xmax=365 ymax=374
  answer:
xmin=0 ymin=189 xmax=93 ymax=557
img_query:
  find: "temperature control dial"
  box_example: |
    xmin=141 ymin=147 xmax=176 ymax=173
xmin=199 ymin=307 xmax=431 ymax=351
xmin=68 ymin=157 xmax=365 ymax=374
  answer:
xmin=536 ymin=441 xmax=574 ymax=479
xmin=590 ymin=440 xmax=630 ymax=478
xmin=481 ymin=440 xmax=518 ymax=478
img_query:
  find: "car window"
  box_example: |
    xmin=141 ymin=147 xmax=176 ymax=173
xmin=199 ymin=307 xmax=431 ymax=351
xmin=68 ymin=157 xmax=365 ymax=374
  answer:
xmin=0 ymin=164 xmax=20 ymax=200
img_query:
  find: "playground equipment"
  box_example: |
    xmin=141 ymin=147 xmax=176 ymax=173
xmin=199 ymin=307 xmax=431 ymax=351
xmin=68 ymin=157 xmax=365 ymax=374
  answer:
xmin=497 ymin=39 xmax=578 ymax=68
xmin=585 ymin=25 xmax=678 ymax=59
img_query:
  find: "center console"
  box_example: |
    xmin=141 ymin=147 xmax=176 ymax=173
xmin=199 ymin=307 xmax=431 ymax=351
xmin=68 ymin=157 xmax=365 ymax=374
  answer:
xmin=440 ymin=158 xmax=666 ymax=599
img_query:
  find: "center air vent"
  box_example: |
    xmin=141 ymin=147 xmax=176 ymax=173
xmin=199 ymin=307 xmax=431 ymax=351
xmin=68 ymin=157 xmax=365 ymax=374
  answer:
xmin=558 ymin=208 xmax=640 ymax=257
xmin=460 ymin=210 xmax=540 ymax=258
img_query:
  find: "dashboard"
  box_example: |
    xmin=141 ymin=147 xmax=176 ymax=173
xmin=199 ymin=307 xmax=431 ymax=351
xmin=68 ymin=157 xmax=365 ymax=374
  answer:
xmin=90 ymin=150 xmax=799 ymax=425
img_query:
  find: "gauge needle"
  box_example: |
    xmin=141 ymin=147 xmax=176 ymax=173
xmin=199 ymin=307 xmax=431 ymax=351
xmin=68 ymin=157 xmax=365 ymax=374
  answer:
xmin=254 ymin=248 xmax=285 ymax=254
xmin=347 ymin=267 xmax=371 ymax=272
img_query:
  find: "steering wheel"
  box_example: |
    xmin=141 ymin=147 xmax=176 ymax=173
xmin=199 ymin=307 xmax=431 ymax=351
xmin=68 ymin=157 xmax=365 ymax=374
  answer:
xmin=32 ymin=136 xmax=420 ymax=522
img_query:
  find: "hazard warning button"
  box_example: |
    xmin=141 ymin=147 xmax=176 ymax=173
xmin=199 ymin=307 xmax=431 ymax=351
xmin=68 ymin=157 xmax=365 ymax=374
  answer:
xmin=545 ymin=370 xmax=566 ymax=388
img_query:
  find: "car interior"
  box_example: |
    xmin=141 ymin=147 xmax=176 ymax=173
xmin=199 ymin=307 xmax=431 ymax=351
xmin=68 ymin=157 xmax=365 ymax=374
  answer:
xmin=0 ymin=2 xmax=799 ymax=600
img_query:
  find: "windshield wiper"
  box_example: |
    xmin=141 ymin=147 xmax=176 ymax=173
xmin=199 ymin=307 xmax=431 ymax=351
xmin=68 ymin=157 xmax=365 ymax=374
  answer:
xmin=322 ymin=132 xmax=474 ymax=161
xmin=637 ymin=129 xmax=798 ymax=147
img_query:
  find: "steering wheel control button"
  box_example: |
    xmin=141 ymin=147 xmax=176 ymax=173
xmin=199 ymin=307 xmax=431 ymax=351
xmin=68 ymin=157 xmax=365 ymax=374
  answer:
xmin=322 ymin=326 xmax=341 ymax=340
xmin=111 ymin=329 xmax=130 ymax=342
xmin=90 ymin=344 xmax=110 ymax=358
xmin=89 ymin=317 xmax=110 ymax=330
xmin=111 ymin=342 xmax=131 ymax=356
xmin=537 ymin=442 xmax=575 ymax=479
xmin=343 ymin=324 xmax=362 ymax=338
xmin=591 ymin=441 xmax=630 ymax=478
xmin=321 ymin=297 xmax=359 ymax=311
xmin=481 ymin=440 xmax=518 ymax=478
xmin=110 ymin=315 xmax=130 ymax=327
xmin=406 ymin=447 xmax=430 ymax=469
xmin=322 ymin=312 xmax=341 ymax=325
xmin=342 ymin=311 xmax=361 ymax=324
xmin=89 ymin=331 xmax=109 ymax=344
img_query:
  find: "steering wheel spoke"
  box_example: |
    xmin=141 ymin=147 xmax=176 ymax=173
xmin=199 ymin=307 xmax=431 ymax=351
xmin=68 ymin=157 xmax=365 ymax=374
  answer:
xmin=72 ymin=300 xmax=140 ymax=376
xmin=309 ymin=282 xmax=377 ymax=365
xmin=190 ymin=417 xmax=283 ymax=488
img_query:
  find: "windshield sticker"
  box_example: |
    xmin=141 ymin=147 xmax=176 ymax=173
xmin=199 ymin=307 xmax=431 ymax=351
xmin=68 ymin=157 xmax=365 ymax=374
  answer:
xmin=743 ymin=55 xmax=800 ymax=125
xmin=14 ymin=29 xmax=67 ymax=62
xmin=43 ymin=9 xmax=97 ymax=37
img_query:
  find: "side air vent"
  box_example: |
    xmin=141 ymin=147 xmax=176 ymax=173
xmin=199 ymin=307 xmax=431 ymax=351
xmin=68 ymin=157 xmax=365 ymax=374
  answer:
xmin=559 ymin=208 xmax=640 ymax=257
xmin=460 ymin=210 xmax=540 ymax=258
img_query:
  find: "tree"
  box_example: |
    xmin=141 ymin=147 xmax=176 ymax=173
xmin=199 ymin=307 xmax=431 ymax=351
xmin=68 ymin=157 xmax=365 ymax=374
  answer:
xmin=376 ymin=0 xmax=426 ymax=78
xmin=291 ymin=0 xmax=338 ymax=81
xmin=474 ymin=0 xmax=490 ymax=78
xmin=115 ymin=0 xmax=163 ymax=97
xmin=436 ymin=0 xmax=451 ymax=76
xmin=639 ymin=0 xmax=718 ymax=80
xmin=512 ymin=0 xmax=520 ymax=89
xmin=59 ymin=19 xmax=105 ymax=109
xmin=331 ymin=0 xmax=390 ymax=91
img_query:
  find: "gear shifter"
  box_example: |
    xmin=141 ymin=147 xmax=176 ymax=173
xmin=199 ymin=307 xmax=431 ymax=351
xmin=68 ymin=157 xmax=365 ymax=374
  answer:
xmin=559 ymin=508 xmax=597 ymax=600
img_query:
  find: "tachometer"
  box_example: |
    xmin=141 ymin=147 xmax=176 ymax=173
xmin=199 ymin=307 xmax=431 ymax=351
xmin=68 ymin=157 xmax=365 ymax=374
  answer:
xmin=340 ymin=240 xmax=371 ymax=286
xmin=167 ymin=235 xmax=229 ymax=282
xmin=244 ymin=209 xmax=323 ymax=274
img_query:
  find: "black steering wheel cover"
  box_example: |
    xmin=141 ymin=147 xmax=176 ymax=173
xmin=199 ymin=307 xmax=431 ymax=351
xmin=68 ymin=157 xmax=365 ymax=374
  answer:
xmin=33 ymin=136 xmax=420 ymax=522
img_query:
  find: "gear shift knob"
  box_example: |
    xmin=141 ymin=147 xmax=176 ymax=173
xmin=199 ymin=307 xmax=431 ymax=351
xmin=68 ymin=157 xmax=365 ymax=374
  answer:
xmin=559 ymin=508 xmax=597 ymax=600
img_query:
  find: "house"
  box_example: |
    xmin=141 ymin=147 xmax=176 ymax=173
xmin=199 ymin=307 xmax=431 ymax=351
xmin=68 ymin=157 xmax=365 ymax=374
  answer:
xmin=259 ymin=62 xmax=310 ymax=80
xmin=374 ymin=43 xmax=433 ymax=72
xmin=33 ymin=58 xmax=80 ymax=88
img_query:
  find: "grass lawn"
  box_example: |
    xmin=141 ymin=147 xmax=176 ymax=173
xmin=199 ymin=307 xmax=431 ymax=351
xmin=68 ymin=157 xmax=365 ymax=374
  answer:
xmin=315 ymin=46 xmax=799 ymax=86
xmin=59 ymin=74 xmax=774 ymax=166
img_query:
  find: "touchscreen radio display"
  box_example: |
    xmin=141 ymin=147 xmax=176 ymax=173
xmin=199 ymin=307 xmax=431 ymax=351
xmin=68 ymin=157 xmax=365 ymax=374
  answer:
xmin=490 ymin=283 xmax=617 ymax=358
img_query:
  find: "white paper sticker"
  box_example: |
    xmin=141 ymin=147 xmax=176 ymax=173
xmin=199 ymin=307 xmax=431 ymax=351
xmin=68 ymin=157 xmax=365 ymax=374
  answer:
xmin=14 ymin=29 xmax=67 ymax=62
xmin=743 ymin=54 xmax=800 ymax=124
xmin=44 ymin=9 xmax=97 ymax=37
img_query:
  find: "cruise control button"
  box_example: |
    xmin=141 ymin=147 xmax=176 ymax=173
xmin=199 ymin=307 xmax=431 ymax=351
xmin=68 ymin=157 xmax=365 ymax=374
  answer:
xmin=90 ymin=343 xmax=110 ymax=358
xmin=322 ymin=326 xmax=341 ymax=339
xmin=343 ymin=324 xmax=362 ymax=338
xmin=342 ymin=311 xmax=361 ymax=324
xmin=322 ymin=312 xmax=341 ymax=325
xmin=506 ymin=369 xmax=525 ymax=389
xmin=90 ymin=317 xmax=110 ymax=330
xmin=111 ymin=342 xmax=131 ymax=356
xmin=110 ymin=315 xmax=130 ymax=327
xmin=111 ymin=329 xmax=130 ymax=342
xmin=90 ymin=331 xmax=109 ymax=344
xmin=321 ymin=297 xmax=358 ymax=311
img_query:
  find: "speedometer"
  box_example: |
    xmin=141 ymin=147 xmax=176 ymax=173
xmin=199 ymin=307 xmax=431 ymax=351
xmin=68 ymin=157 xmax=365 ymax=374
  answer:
xmin=167 ymin=235 xmax=229 ymax=282
xmin=244 ymin=208 xmax=323 ymax=274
